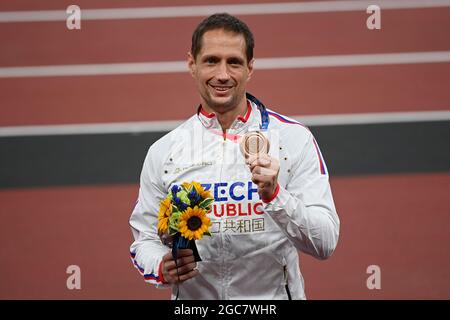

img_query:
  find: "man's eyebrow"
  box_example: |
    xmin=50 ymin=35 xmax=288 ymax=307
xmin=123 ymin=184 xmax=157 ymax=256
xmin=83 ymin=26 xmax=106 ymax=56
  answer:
xmin=201 ymin=55 xmax=219 ymax=61
xmin=227 ymin=56 xmax=245 ymax=63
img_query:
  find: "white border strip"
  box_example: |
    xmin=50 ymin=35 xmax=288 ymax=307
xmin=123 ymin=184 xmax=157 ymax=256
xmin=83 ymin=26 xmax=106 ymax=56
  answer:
xmin=298 ymin=110 xmax=450 ymax=126
xmin=1 ymin=0 xmax=450 ymax=22
xmin=0 ymin=61 xmax=188 ymax=78
xmin=1 ymin=51 xmax=450 ymax=78
xmin=1 ymin=111 xmax=449 ymax=137
xmin=0 ymin=120 xmax=184 ymax=137
xmin=256 ymin=51 xmax=450 ymax=69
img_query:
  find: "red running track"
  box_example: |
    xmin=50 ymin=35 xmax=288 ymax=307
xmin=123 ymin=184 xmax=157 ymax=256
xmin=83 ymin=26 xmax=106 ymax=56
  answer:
xmin=1 ymin=63 xmax=449 ymax=126
xmin=2 ymin=9 xmax=449 ymax=66
xmin=0 ymin=7 xmax=449 ymax=126
xmin=0 ymin=173 xmax=449 ymax=299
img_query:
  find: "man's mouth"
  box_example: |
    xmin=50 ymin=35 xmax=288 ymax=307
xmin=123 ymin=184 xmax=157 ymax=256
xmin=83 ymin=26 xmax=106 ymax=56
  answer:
xmin=209 ymin=84 xmax=233 ymax=94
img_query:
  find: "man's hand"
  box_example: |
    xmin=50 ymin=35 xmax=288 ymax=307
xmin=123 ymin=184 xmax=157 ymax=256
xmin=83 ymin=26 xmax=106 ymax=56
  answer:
xmin=246 ymin=153 xmax=280 ymax=202
xmin=160 ymin=249 xmax=199 ymax=284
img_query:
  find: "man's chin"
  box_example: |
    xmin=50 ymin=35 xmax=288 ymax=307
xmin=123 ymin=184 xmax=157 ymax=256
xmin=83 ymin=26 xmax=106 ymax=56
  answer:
xmin=208 ymin=97 xmax=235 ymax=111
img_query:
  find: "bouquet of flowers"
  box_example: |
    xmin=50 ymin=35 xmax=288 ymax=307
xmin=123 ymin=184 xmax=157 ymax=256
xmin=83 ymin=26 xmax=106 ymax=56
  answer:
xmin=157 ymin=181 xmax=213 ymax=262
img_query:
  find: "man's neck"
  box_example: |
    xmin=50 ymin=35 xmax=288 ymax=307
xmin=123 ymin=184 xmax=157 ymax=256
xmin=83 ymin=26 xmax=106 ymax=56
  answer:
xmin=204 ymin=98 xmax=248 ymax=132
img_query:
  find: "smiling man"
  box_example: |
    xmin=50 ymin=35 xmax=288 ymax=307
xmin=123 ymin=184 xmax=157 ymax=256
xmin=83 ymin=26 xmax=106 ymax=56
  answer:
xmin=188 ymin=26 xmax=253 ymax=131
xmin=129 ymin=13 xmax=340 ymax=300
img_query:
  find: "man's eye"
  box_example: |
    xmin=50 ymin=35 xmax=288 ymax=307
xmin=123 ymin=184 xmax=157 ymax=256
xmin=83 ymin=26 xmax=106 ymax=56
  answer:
xmin=205 ymin=58 xmax=217 ymax=64
xmin=228 ymin=59 xmax=243 ymax=66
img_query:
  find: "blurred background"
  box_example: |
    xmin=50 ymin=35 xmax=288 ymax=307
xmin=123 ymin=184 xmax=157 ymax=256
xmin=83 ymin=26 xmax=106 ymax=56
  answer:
xmin=1 ymin=0 xmax=449 ymax=299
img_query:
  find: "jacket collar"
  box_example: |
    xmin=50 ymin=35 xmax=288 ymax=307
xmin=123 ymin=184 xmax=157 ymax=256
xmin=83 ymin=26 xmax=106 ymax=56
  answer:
xmin=197 ymin=100 xmax=255 ymax=134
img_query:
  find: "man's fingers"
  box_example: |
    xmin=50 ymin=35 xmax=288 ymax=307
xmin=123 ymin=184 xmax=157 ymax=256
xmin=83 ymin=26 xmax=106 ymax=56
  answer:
xmin=247 ymin=156 xmax=271 ymax=171
xmin=245 ymin=154 xmax=256 ymax=164
xmin=176 ymin=249 xmax=194 ymax=257
xmin=161 ymin=251 xmax=199 ymax=284
xmin=251 ymin=173 xmax=273 ymax=184
xmin=168 ymin=262 xmax=197 ymax=277
xmin=246 ymin=153 xmax=269 ymax=164
xmin=251 ymin=166 xmax=275 ymax=176
xmin=163 ymin=248 xmax=193 ymax=261
xmin=165 ymin=255 xmax=195 ymax=271
xmin=177 ymin=269 xmax=199 ymax=283
xmin=162 ymin=252 xmax=173 ymax=262
xmin=166 ymin=267 xmax=199 ymax=284
xmin=159 ymin=233 xmax=174 ymax=247
xmin=162 ymin=248 xmax=193 ymax=262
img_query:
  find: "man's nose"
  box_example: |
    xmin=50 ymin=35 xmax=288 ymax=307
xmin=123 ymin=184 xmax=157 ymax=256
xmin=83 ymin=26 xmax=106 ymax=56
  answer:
xmin=216 ymin=62 xmax=231 ymax=82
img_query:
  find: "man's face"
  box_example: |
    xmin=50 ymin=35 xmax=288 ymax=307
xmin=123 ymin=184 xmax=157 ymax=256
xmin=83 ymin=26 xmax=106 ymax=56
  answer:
xmin=188 ymin=29 xmax=254 ymax=113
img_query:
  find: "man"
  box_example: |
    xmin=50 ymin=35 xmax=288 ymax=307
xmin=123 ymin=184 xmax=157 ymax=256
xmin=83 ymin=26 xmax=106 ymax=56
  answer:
xmin=129 ymin=13 xmax=340 ymax=299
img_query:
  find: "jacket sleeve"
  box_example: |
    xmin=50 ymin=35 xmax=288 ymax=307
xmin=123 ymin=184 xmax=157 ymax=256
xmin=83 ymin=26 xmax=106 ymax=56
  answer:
xmin=129 ymin=145 xmax=170 ymax=287
xmin=263 ymin=132 xmax=340 ymax=260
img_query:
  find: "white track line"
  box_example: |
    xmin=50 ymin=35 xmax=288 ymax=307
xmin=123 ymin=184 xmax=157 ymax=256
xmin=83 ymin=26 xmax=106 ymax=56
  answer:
xmin=256 ymin=52 xmax=450 ymax=69
xmin=1 ymin=111 xmax=449 ymax=137
xmin=298 ymin=110 xmax=450 ymax=126
xmin=1 ymin=0 xmax=450 ymax=22
xmin=0 ymin=61 xmax=187 ymax=78
xmin=1 ymin=51 xmax=450 ymax=78
xmin=0 ymin=120 xmax=184 ymax=137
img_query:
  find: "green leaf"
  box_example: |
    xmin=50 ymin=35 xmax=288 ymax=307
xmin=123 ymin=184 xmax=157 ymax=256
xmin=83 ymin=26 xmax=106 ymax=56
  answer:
xmin=169 ymin=227 xmax=179 ymax=236
xmin=169 ymin=211 xmax=181 ymax=230
xmin=177 ymin=190 xmax=191 ymax=206
xmin=199 ymin=198 xmax=214 ymax=210
xmin=172 ymin=206 xmax=180 ymax=214
xmin=203 ymin=230 xmax=212 ymax=237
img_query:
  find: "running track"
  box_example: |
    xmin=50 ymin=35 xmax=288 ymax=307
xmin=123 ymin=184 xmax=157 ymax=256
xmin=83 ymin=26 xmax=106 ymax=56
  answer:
xmin=0 ymin=0 xmax=449 ymax=299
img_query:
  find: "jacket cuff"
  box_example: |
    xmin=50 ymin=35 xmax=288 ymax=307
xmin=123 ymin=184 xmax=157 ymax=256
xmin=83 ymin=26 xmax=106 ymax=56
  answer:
xmin=262 ymin=183 xmax=280 ymax=203
xmin=262 ymin=184 xmax=296 ymax=215
xmin=158 ymin=260 xmax=166 ymax=284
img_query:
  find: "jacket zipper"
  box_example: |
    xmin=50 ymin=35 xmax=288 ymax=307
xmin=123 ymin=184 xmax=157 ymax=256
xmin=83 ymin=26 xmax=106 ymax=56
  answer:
xmin=283 ymin=265 xmax=292 ymax=300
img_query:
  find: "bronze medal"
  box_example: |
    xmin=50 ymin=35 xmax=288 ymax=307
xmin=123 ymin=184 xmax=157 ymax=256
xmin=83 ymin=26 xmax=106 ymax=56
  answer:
xmin=240 ymin=131 xmax=270 ymax=158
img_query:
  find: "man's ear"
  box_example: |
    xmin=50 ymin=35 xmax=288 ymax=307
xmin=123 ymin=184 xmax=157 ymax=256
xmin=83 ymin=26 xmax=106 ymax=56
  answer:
xmin=247 ymin=58 xmax=255 ymax=81
xmin=187 ymin=52 xmax=196 ymax=77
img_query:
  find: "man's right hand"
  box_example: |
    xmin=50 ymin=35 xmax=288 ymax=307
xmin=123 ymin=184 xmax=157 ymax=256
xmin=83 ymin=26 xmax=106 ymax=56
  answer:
xmin=160 ymin=249 xmax=199 ymax=284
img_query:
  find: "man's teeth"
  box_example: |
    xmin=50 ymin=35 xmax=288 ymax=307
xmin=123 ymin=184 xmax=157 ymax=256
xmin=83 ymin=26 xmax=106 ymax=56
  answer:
xmin=213 ymin=86 xmax=230 ymax=91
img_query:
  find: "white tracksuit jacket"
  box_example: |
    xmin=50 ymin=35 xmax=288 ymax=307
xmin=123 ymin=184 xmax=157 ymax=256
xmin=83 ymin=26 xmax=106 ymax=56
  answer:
xmin=129 ymin=99 xmax=340 ymax=300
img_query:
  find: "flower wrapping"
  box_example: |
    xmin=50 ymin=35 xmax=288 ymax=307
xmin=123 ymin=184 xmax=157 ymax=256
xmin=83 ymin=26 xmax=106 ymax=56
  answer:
xmin=157 ymin=181 xmax=213 ymax=262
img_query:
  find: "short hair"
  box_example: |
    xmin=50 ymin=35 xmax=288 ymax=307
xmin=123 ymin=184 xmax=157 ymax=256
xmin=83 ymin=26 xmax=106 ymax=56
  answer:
xmin=191 ymin=13 xmax=254 ymax=63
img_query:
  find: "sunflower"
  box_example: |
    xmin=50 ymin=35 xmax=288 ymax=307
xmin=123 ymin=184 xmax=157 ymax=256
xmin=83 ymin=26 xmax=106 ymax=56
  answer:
xmin=181 ymin=182 xmax=193 ymax=190
xmin=179 ymin=206 xmax=211 ymax=240
xmin=191 ymin=181 xmax=212 ymax=200
xmin=157 ymin=197 xmax=172 ymax=233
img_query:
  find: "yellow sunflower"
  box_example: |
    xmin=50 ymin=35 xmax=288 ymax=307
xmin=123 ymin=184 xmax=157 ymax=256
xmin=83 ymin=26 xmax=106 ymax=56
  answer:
xmin=157 ymin=197 xmax=172 ymax=233
xmin=191 ymin=181 xmax=212 ymax=199
xmin=179 ymin=206 xmax=211 ymax=240
xmin=181 ymin=181 xmax=193 ymax=190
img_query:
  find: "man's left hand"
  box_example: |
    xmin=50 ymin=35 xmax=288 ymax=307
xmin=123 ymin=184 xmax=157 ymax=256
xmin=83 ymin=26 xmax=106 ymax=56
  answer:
xmin=246 ymin=154 xmax=280 ymax=202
